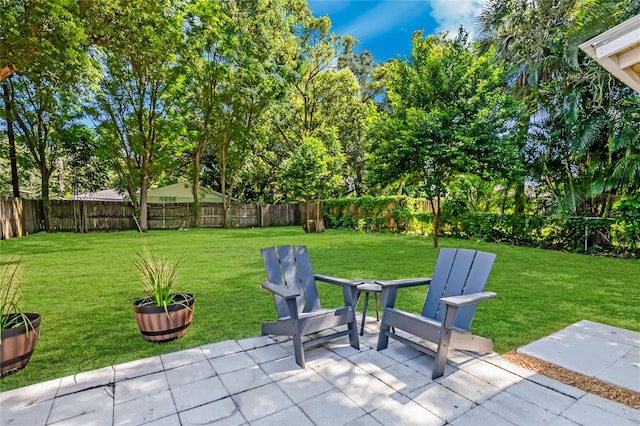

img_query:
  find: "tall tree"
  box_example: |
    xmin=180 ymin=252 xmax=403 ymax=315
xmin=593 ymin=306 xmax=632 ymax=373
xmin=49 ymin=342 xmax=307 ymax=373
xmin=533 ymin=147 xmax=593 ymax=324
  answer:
xmin=87 ymin=0 xmax=184 ymax=232
xmin=181 ymin=0 xmax=304 ymax=226
xmin=367 ymin=30 xmax=520 ymax=247
xmin=257 ymin=15 xmax=358 ymax=200
xmin=0 ymin=0 xmax=91 ymax=229
xmin=476 ymin=0 xmax=581 ymax=214
xmin=281 ymin=135 xmax=345 ymax=229
xmin=338 ymin=49 xmax=380 ymax=195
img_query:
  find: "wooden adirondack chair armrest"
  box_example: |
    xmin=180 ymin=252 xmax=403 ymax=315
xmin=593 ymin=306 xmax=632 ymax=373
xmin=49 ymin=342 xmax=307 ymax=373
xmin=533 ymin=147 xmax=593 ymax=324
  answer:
xmin=376 ymin=278 xmax=432 ymax=288
xmin=260 ymin=282 xmax=300 ymax=300
xmin=440 ymin=291 xmax=496 ymax=307
xmin=314 ymin=274 xmax=361 ymax=288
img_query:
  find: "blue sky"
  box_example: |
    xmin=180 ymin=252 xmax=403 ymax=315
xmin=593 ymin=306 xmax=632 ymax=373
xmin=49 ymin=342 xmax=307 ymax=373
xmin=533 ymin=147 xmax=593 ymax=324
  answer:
xmin=307 ymin=0 xmax=487 ymax=63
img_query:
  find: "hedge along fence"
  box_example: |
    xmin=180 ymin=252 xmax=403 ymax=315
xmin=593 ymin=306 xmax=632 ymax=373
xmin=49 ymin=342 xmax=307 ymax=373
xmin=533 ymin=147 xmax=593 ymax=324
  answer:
xmin=441 ymin=213 xmax=619 ymax=253
xmin=321 ymin=196 xmax=640 ymax=257
xmin=323 ymin=196 xmax=433 ymax=232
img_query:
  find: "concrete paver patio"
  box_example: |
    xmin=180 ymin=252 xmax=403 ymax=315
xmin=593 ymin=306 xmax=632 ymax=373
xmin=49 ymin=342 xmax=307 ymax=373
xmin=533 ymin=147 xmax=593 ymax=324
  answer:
xmin=518 ymin=320 xmax=640 ymax=394
xmin=1 ymin=319 xmax=639 ymax=426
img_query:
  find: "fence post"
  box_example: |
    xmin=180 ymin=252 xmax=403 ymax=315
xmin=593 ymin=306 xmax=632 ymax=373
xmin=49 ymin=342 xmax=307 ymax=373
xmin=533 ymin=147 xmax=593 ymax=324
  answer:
xmin=584 ymin=223 xmax=588 ymax=252
xmin=82 ymin=201 xmax=88 ymax=233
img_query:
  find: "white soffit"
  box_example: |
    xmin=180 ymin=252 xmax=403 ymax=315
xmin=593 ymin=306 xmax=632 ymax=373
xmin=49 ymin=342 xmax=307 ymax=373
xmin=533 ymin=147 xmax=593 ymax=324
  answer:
xmin=579 ymin=15 xmax=640 ymax=94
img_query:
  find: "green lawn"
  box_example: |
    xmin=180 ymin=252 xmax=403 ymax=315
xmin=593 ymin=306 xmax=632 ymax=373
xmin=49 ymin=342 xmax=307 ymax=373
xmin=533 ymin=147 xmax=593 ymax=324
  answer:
xmin=1 ymin=227 xmax=638 ymax=391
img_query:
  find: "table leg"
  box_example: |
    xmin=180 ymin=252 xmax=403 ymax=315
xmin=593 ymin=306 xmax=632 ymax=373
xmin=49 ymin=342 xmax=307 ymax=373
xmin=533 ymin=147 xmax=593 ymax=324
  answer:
xmin=374 ymin=293 xmax=379 ymax=320
xmin=360 ymin=292 xmax=370 ymax=336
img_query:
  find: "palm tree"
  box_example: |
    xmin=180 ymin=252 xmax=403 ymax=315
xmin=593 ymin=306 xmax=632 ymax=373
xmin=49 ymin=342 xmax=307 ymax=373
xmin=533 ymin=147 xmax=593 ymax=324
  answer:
xmin=476 ymin=0 xmax=640 ymax=216
xmin=475 ymin=0 xmax=581 ymax=214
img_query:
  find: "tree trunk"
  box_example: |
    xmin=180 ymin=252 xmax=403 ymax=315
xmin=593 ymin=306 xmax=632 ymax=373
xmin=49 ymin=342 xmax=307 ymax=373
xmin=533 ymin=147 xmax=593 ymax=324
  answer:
xmin=221 ymin=134 xmax=229 ymax=227
xmin=191 ymin=146 xmax=201 ymax=227
xmin=2 ymin=82 xmax=20 ymax=198
xmin=41 ymin=169 xmax=54 ymax=232
xmin=140 ymin=174 xmax=149 ymax=232
xmin=514 ymin=180 xmax=525 ymax=214
xmin=306 ymin=194 xmax=310 ymax=229
xmin=432 ymin=196 xmax=440 ymax=248
xmin=316 ymin=195 xmax=320 ymax=233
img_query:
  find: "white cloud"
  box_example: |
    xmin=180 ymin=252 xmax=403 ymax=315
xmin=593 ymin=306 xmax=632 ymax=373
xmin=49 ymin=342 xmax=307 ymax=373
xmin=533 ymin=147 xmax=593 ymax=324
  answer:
xmin=428 ymin=0 xmax=488 ymax=39
xmin=339 ymin=1 xmax=430 ymax=42
xmin=316 ymin=1 xmax=488 ymax=42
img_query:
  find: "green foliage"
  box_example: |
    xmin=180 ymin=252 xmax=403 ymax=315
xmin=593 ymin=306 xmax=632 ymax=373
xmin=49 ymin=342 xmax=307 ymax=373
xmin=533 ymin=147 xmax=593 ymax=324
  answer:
xmin=442 ymin=212 xmax=638 ymax=257
xmin=0 ymin=0 xmax=96 ymax=205
xmin=180 ymin=0 xmax=304 ymax=218
xmin=57 ymin=125 xmax=110 ymax=196
xmin=477 ymin=0 xmax=640 ymax=215
xmin=88 ymin=0 xmax=186 ymax=230
xmin=326 ymin=196 xmax=639 ymax=256
xmin=3 ymin=0 xmax=640 ymax=241
xmin=442 ymin=212 xmax=551 ymax=246
xmin=610 ymin=199 xmax=640 ymax=254
xmin=367 ymin=31 xmax=521 ymax=195
xmin=282 ymin=136 xmax=345 ymax=201
xmin=0 ymin=0 xmax=91 ymax=81
xmin=366 ymin=30 xmax=522 ymax=248
xmin=323 ymin=196 xmax=426 ymax=232
xmin=0 ymin=258 xmax=32 ymax=336
xmin=255 ymin=14 xmax=363 ymax=200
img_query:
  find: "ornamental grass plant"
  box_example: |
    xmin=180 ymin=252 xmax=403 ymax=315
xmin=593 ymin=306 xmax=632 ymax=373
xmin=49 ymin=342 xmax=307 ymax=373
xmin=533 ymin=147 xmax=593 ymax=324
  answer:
xmin=133 ymin=240 xmax=182 ymax=309
xmin=0 ymin=259 xmax=32 ymax=338
xmin=132 ymin=216 xmax=189 ymax=313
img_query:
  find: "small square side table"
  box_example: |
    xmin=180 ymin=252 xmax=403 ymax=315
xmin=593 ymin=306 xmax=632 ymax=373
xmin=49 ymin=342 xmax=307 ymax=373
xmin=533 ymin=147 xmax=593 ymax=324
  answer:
xmin=356 ymin=280 xmax=382 ymax=336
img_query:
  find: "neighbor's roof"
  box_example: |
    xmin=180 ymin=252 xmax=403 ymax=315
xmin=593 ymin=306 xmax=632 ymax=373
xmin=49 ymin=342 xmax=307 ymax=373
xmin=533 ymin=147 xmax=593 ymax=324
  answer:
xmin=75 ymin=189 xmax=124 ymax=201
xmin=580 ymin=15 xmax=640 ymax=94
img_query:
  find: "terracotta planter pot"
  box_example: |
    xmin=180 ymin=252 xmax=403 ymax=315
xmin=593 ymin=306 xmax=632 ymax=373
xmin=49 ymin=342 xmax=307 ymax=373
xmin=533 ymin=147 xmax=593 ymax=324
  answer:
xmin=1 ymin=313 xmax=41 ymax=377
xmin=133 ymin=294 xmax=194 ymax=342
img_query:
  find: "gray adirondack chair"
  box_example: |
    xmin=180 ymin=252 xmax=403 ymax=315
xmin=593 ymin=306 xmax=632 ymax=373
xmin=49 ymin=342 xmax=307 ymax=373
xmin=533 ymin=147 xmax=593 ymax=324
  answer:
xmin=260 ymin=245 xmax=360 ymax=368
xmin=376 ymin=248 xmax=497 ymax=379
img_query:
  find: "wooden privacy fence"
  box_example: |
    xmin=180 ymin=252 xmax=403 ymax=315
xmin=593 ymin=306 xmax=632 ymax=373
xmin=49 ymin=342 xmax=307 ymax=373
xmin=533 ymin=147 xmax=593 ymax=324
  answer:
xmin=51 ymin=200 xmax=136 ymax=232
xmin=1 ymin=199 xmax=309 ymax=239
xmin=260 ymin=203 xmax=298 ymax=227
xmin=0 ymin=197 xmax=44 ymax=239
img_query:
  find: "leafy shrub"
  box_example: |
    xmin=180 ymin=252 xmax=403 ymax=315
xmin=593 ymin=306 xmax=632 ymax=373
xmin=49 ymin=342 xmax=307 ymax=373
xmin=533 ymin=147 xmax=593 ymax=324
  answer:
xmin=323 ymin=196 xmax=426 ymax=232
xmin=320 ymin=197 xmax=639 ymax=257
xmin=610 ymin=199 xmax=640 ymax=256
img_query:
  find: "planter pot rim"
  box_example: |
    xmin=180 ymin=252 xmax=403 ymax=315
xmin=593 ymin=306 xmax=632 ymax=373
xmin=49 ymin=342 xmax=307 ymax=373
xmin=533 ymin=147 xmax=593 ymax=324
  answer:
xmin=1 ymin=313 xmax=41 ymax=337
xmin=133 ymin=293 xmax=194 ymax=313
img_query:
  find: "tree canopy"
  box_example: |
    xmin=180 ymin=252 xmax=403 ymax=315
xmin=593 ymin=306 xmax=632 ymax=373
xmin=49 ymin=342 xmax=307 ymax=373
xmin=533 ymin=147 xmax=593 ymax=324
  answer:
xmin=367 ymin=30 xmax=522 ymax=245
xmin=1 ymin=0 xmax=639 ymax=231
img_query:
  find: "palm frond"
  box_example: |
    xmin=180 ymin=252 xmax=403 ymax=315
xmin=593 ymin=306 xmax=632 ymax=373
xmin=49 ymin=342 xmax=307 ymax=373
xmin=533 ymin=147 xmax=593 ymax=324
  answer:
xmin=574 ymin=116 xmax=604 ymax=153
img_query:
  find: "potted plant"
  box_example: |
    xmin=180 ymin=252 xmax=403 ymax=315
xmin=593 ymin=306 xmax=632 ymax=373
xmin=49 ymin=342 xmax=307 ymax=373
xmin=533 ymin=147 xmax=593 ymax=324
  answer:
xmin=1 ymin=259 xmax=40 ymax=377
xmin=132 ymin=238 xmax=194 ymax=342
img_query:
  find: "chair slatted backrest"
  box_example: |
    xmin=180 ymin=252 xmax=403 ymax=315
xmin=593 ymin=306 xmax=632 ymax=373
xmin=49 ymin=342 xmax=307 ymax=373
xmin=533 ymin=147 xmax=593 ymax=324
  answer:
xmin=421 ymin=248 xmax=496 ymax=330
xmin=262 ymin=245 xmax=321 ymax=318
